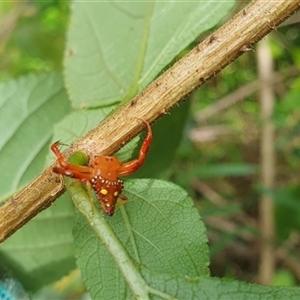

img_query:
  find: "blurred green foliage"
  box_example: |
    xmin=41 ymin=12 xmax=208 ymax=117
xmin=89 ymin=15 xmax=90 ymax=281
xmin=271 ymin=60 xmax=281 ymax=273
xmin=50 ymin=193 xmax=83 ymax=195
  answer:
xmin=0 ymin=1 xmax=69 ymax=81
xmin=1 ymin=0 xmax=300 ymax=298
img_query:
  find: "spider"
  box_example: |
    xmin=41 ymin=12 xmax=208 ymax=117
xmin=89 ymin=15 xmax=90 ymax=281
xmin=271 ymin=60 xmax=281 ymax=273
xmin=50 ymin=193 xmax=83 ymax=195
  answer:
xmin=51 ymin=120 xmax=152 ymax=216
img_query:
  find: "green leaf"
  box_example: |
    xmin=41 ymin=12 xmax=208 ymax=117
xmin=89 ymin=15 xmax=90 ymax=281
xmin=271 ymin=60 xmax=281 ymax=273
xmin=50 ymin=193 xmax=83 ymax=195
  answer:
xmin=0 ymin=195 xmax=76 ymax=291
xmin=0 ymin=72 xmax=75 ymax=291
xmin=71 ymin=178 xmax=300 ymax=299
xmin=72 ymin=179 xmax=209 ymax=299
xmin=142 ymin=269 xmax=300 ymax=300
xmin=0 ymin=72 xmax=71 ymax=201
xmin=65 ymin=1 xmax=236 ymax=108
xmin=51 ymin=107 xmax=113 ymax=145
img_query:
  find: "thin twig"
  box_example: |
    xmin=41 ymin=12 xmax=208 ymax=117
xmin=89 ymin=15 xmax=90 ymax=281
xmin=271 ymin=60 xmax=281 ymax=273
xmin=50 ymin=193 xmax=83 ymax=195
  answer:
xmin=257 ymin=36 xmax=276 ymax=285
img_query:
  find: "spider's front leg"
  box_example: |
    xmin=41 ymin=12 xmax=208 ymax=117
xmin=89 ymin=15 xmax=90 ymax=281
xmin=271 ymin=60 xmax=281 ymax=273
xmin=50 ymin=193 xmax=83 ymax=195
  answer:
xmin=51 ymin=141 xmax=92 ymax=181
xmin=117 ymin=120 xmax=152 ymax=176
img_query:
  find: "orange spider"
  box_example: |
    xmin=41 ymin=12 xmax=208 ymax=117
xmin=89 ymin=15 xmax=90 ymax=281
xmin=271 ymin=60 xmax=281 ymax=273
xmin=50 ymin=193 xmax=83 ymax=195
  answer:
xmin=51 ymin=120 xmax=152 ymax=216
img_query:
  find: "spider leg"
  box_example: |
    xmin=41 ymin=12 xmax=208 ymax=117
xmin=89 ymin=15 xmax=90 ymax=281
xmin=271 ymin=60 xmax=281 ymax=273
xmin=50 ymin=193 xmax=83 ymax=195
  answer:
xmin=119 ymin=194 xmax=128 ymax=201
xmin=51 ymin=141 xmax=92 ymax=181
xmin=53 ymin=166 xmax=92 ymax=181
xmin=115 ymin=194 xmax=128 ymax=210
xmin=117 ymin=120 xmax=152 ymax=176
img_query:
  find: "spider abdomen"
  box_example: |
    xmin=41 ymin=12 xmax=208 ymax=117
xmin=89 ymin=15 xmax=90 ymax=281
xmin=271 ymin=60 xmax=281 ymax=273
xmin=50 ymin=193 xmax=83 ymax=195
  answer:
xmin=91 ymin=175 xmax=124 ymax=216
